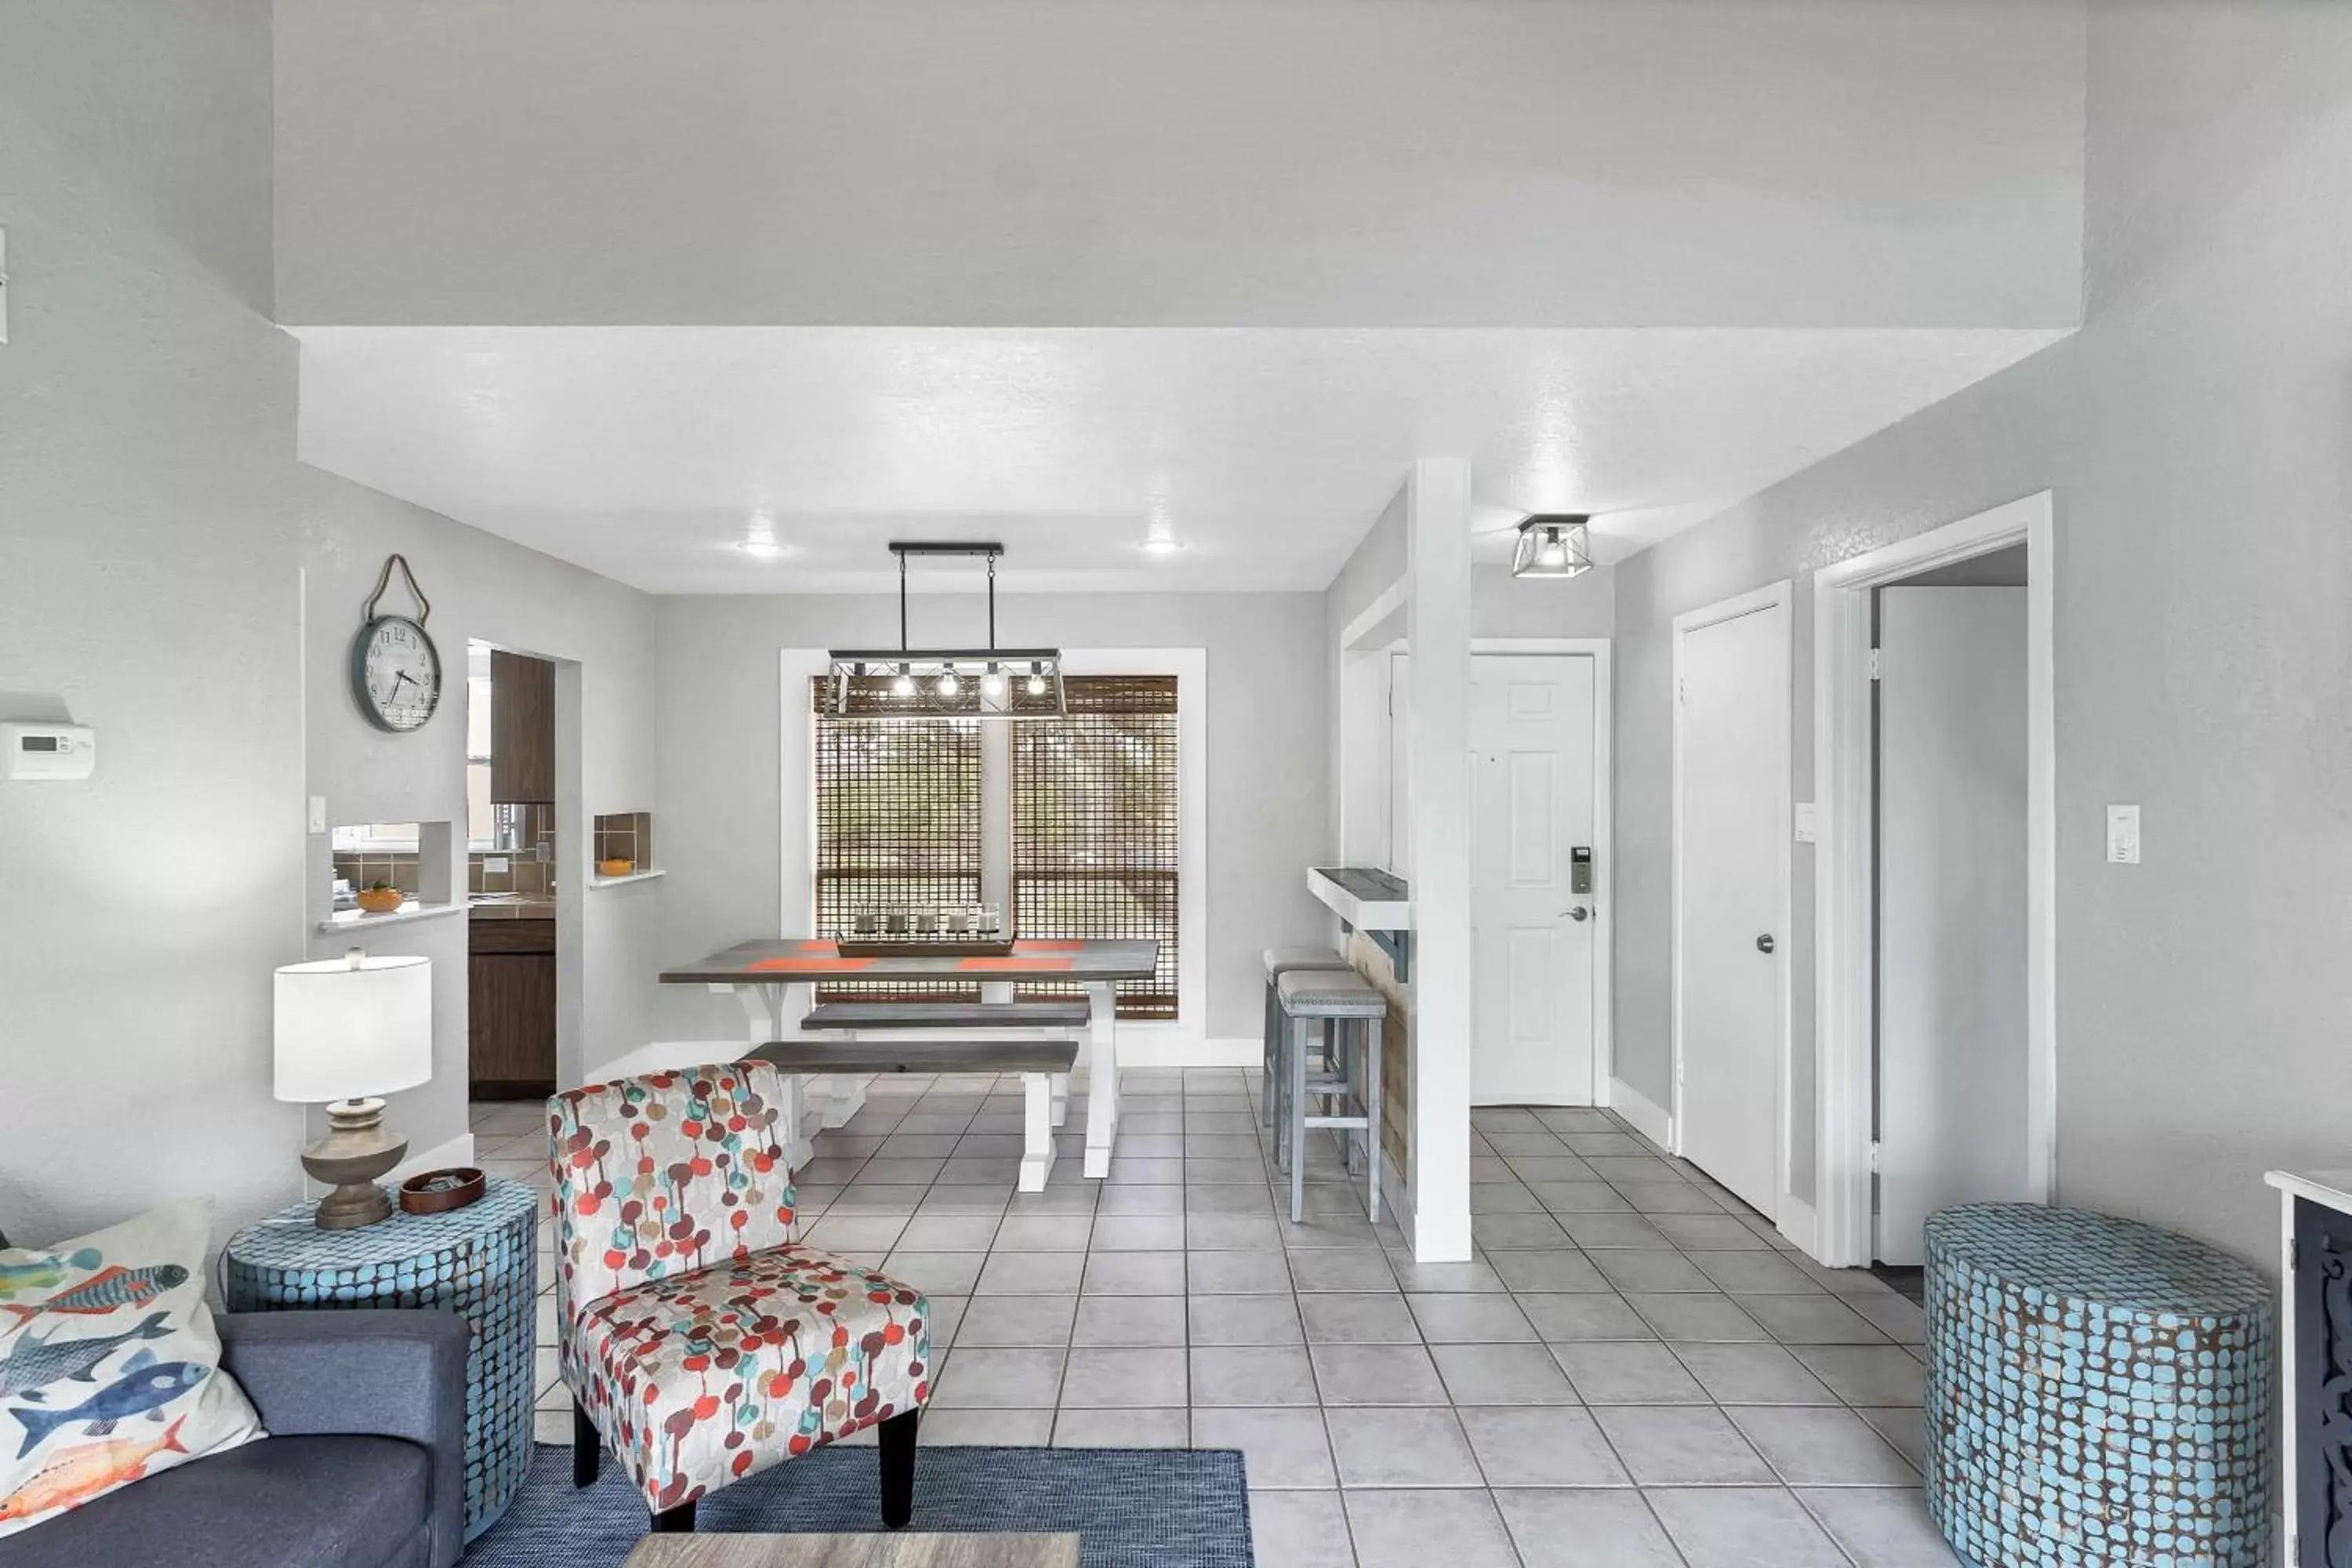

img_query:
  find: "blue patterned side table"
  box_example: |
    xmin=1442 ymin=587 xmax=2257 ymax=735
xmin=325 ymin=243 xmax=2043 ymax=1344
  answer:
xmin=226 ymin=1177 xmax=541 ymax=1541
xmin=1923 ymin=1203 xmax=2274 ymax=1568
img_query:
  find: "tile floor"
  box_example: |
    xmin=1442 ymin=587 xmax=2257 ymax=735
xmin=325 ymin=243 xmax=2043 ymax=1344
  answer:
xmin=470 ymin=1069 xmax=1959 ymax=1566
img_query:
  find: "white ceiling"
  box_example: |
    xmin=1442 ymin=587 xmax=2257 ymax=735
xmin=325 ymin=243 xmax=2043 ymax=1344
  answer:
xmin=293 ymin=327 xmax=2065 ymax=594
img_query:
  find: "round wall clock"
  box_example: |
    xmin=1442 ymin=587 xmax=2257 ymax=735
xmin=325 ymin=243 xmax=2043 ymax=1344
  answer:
xmin=350 ymin=554 xmax=442 ymax=733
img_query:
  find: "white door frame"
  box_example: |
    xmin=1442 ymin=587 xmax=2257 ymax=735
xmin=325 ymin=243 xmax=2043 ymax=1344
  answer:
xmin=1468 ymin=637 xmax=1613 ymax=1105
xmin=1813 ymin=492 xmax=2056 ymax=1269
xmin=1670 ymin=583 xmax=1795 ymax=1232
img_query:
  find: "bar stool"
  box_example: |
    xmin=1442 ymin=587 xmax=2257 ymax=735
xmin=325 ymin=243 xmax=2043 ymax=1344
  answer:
xmin=1274 ymin=967 xmax=1385 ymax=1225
xmin=1260 ymin=947 xmax=1356 ymax=1135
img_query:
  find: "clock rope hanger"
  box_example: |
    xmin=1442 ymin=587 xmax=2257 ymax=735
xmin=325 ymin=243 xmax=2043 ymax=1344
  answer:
xmin=350 ymin=554 xmax=443 ymax=733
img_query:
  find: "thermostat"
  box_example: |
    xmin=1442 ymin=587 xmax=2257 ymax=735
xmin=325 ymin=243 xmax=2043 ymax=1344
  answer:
xmin=2 ymin=724 xmax=96 ymax=781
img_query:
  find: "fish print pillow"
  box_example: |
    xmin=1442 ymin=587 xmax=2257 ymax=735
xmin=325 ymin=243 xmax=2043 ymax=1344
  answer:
xmin=0 ymin=1199 xmax=263 ymax=1537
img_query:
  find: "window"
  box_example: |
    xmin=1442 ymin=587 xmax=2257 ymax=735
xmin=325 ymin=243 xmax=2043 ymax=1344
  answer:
xmin=1011 ymin=677 xmax=1180 ymax=1020
xmin=808 ymin=673 xmax=1181 ymax=1022
xmin=811 ymin=678 xmax=983 ymax=1000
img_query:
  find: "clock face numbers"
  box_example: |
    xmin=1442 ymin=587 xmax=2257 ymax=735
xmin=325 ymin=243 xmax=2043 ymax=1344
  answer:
xmin=359 ymin=617 xmax=441 ymax=731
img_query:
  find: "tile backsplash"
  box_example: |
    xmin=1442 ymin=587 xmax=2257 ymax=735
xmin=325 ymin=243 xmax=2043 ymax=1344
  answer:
xmin=470 ymin=803 xmax=556 ymax=895
xmin=593 ymin=810 xmax=653 ymax=872
xmin=333 ymin=851 xmax=421 ymax=895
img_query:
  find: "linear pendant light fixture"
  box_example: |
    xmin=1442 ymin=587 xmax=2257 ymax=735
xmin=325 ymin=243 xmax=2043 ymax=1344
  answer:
xmin=826 ymin=542 xmax=1066 ymax=720
xmin=1510 ymin=514 xmax=1595 ymax=579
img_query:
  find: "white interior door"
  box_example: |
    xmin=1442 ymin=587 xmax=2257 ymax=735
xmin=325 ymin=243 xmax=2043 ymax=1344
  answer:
xmin=1675 ymin=600 xmax=1789 ymax=1218
xmin=1470 ymin=655 xmax=1597 ymax=1106
xmin=1876 ymin=586 xmax=2031 ymax=1265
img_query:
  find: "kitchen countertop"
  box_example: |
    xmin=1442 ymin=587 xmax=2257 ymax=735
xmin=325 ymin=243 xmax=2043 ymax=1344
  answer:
xmin=470 ymin=896 xmax=557 ymax=920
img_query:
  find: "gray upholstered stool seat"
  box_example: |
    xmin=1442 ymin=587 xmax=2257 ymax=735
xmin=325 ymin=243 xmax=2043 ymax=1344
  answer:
xmin=1272 ymin=969 xmax=1385 ymax=1225
xmin=1275 ymin=969 xmax=1386 ymax=1015
xmin=1263 ymin=946 xmax=1354 ymax=978
xmin=1261 ymin=949 xmax=1354 ymax=1133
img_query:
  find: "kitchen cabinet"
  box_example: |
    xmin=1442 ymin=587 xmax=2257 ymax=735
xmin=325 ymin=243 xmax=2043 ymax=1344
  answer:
xmin=469 ymin=917 xmax=554 ymax=1098
xmin=488 ymin=649 xmax=554 ymax=803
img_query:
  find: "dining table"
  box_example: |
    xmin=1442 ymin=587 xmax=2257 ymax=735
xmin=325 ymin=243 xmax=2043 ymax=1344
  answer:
xmin=658 ymin=937 xmax=1160 ymax=1178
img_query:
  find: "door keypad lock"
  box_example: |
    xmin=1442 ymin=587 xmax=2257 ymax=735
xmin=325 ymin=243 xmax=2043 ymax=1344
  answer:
xmin=1570 ymin=847 xmax=1593 ymax=895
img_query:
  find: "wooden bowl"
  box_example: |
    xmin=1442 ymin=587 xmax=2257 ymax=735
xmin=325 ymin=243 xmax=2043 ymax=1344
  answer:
xmin=355 ymin=888 xmax=405 ymax=914
xmin=398 ymin=1167 xmax=486 ymax=1214
xmin=597 ymin=858 xmax=635 ymax=877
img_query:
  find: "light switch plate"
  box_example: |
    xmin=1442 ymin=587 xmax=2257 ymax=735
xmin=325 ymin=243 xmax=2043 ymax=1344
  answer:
xmin=2106 ymin=804 xmax=2141 ymax=864
xmin=1792 ymin=802 xmax=1817 ymax=843
xmin=307 ymin=795 xmax=327 ymax=834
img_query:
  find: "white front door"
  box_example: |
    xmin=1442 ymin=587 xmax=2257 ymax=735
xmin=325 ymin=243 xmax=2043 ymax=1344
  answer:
xmin=1675 ymin=599 xmax=1789 ymax=1218
xmin=1876 ymin=586 xmax=2031 ymax=1265
xmin=1469 ymin=655 xmax=1598 ymax=1106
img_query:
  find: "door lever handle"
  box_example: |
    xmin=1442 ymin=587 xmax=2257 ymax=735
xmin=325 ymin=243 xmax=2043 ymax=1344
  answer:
xmin=1564 ymin=906 xmax=1592 ymax=923
xmin=1755 ymin=934 xmax=1776 ymax=954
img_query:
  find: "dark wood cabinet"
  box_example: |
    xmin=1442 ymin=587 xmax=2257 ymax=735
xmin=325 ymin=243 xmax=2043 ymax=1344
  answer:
xmin=470 ymin=918 xmax=554 ymax=1098
xmin=488 ymin=649 xmax=555 ymax=803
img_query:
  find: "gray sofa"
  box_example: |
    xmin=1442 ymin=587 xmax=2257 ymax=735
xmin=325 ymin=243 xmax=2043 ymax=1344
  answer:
xmin=0 ymin=1308 xmax=469 ymax=1568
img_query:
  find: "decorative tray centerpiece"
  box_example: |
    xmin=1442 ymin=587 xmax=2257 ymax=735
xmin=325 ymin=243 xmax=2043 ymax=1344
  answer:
xmin=399 ymin=1167 xmax=486 ymax=1214
xmin=833 ymin=904 xmax=1015 ymax=958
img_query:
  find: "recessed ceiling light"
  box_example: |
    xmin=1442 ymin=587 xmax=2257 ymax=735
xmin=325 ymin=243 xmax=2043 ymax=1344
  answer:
xmin=736 ymin=538 xmax=788 ymax=560
xmin=1138 ymin=520 xmax=1185 ymax=556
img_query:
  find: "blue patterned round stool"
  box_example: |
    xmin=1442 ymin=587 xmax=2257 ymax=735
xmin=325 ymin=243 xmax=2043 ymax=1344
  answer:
xmin=1923 ymin=1203 xmax=2273 ymax=1568
xmin=225 ymin=1177 xmax=540 ymax=1541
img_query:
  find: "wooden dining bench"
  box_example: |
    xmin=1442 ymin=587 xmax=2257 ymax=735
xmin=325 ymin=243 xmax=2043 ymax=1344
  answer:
xmin=750 ymin=1036 xmax=1082 ymax=1192
xmin=798 ymin=997 xmax=1090 ymax=1136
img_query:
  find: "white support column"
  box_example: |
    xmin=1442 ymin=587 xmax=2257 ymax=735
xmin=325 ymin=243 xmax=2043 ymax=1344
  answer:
xmin=1403 ymin=457 xmax=1475 ymax=1262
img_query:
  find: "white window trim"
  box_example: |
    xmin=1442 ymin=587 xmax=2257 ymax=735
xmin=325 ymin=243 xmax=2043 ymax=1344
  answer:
xmin=778 ymin=646 xmax=1208 ymax=1040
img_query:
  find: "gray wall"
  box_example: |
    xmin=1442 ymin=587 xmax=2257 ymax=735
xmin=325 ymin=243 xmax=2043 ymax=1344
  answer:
xmin=650 ymin=593 xmax=1328 ymax=1043
xmin=0 ymin=0 xmax=309 ymax=1241
xmin=272 ymin=0 xmax=2083 ymax=329
xmin=300 ymin=493 xmax=662 ymax=1156
xmin=1610 ymin=0 xmax=2352 ymax=1265
xmin=1472 ymin=564 xmax=1616 ymax=640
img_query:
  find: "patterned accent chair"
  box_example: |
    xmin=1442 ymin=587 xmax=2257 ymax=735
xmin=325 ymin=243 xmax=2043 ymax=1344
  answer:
xmin=549 ymin=1062 xmax=931 ymax=1534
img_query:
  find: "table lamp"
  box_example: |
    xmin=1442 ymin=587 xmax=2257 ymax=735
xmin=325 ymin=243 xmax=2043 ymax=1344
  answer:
xmin=274 ymin=949 xmax=432 ymax=1229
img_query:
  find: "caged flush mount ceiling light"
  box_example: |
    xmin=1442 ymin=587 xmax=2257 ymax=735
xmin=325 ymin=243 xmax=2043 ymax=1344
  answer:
xmin=826 ymin=542 xmax=1067 ymax=720
xmin=1510 ymin=514 xmax=1595 ymax=579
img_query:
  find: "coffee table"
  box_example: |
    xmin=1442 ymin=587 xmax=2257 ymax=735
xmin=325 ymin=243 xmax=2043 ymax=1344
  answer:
xmin=621 ymin=1534 xmax=1081 ymax=1567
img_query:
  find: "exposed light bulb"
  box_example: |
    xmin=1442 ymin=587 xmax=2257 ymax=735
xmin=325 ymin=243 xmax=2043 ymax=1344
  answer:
xmin=936 ymin=671 xmax=960 ymax=698
xmin=1537 ymin=535 xmax=1567 ymax=567
xmin=891 ymin=670 xmax=916 ymax=698
xmin=981 ymin=670 xmax=1008 ymax=702
xmin=1027 ymin=672 xmax=1048 ymax=697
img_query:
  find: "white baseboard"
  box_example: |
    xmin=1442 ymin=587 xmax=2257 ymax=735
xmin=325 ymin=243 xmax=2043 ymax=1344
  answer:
xmin=1119 ymin=1033 xmax=1258 ymax=1069
xmin=1777 ymin=1193 xmax=1820 ymax=1261
xmin=1606 ymin=1076 xmax=1673 ymax=1149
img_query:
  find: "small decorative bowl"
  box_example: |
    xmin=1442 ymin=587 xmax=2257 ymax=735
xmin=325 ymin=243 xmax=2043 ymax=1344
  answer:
xmin=398 ymin=1167 xmax=487 ymax=1214
xmin=355 ymin=887 xmax=405 ymax=914
xmin=598 ymin=858 xmax=635 ymax=877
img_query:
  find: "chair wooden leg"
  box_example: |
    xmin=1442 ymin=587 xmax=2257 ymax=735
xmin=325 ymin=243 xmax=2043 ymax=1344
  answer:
xmin=879 ymin=1408 xmax=920 ymax=1529
xmin=572 ymin=1399 xmax=600 ymax=1488
xmin=650 ymin=1501 xmax=696 ymax=1533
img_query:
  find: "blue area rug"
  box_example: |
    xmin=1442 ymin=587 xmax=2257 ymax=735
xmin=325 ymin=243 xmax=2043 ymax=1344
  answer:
xmin=462 ymin=1443 xmax=1254 ymax=1566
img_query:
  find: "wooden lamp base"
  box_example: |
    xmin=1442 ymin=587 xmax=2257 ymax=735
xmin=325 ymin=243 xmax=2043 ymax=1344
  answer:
xmin=300 ymin=1097 xmax=408 ymax=1229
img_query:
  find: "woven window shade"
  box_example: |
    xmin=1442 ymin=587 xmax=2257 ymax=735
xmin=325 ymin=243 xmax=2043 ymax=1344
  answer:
xmin=1011 ymin=676 xmax=1180 ymax=1021
xmin=811 ymin=677 xmax=982 ymax=1001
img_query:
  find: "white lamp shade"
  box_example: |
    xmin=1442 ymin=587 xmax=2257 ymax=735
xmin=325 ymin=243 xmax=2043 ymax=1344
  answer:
xmin=274 ymin=953 xmax=432 ymax=1104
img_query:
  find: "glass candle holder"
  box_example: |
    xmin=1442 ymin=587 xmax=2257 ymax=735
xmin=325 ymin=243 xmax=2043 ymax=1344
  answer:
xmin=913 ymin=907 xmax=940 ymax=935
xmin=853 ymin=909 xmax=880 ymax=935
xmin=978 ymin=903 xmax=1003 ymax=935
xmin=885 ymin=906 xmax=911 ymax=935
xmin=944 ymin=908 xmax=971 ymax=935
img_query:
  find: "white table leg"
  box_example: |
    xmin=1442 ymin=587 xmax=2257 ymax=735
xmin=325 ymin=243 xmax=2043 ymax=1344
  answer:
xmin=1049 ymin=1071 xmax=1070 ymax=1130
xmin=1082 ymin=980 xmax=1120 ymax=1178
xmin=1019 ymin=1073 xmax=1056 ymax=1192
